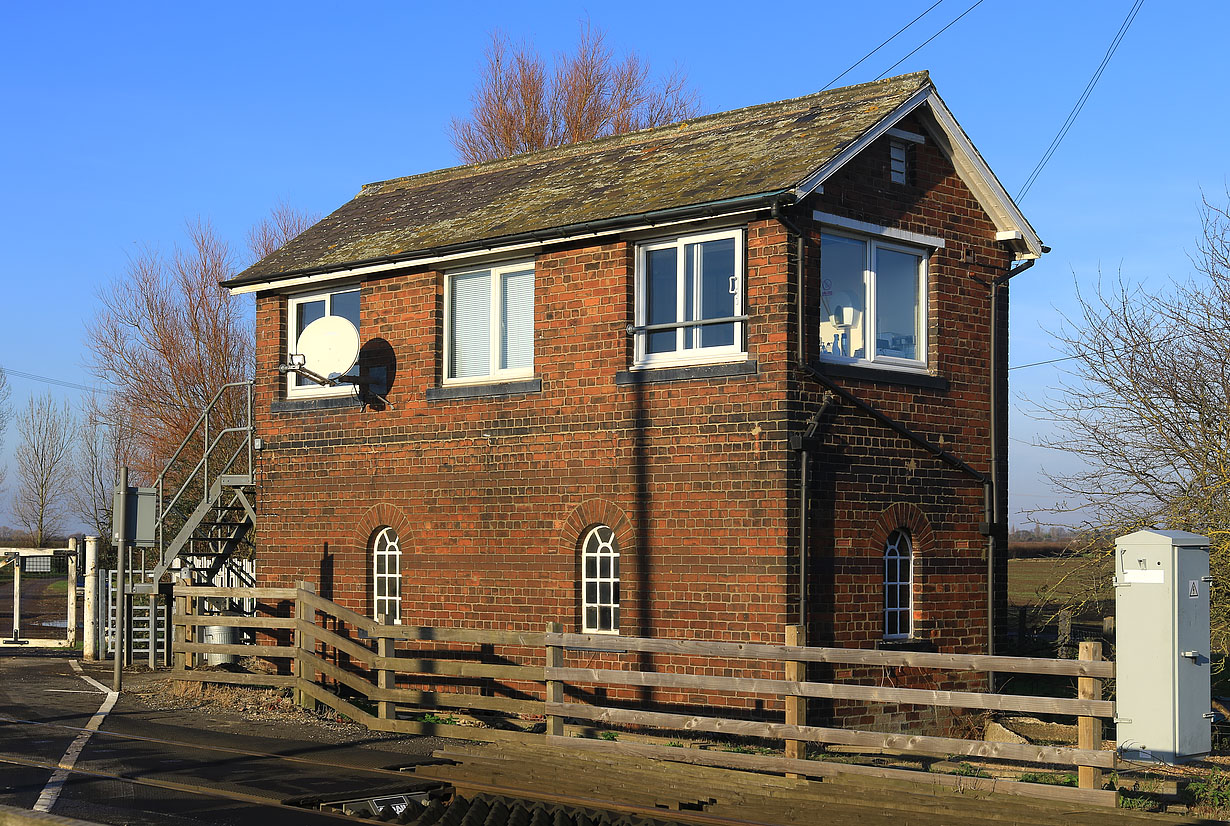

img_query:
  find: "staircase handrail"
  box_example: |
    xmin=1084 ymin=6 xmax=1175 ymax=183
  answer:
xmin=154 ymin=380 xmax=254 ymax=571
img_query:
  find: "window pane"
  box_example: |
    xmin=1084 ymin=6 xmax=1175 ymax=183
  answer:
xmin=375 ymin=555 xmax=385 ymax=575
xmin=294 ymin=300 xmax=327 ymax=386
xmin=585 ymin=557 xmax=597 ymax=578
xmin=450 ymin=271 xmax=492 ymax=378
xmin=586 ymin=607 xmax=598 ymax=630
xmin=331 ymin=289 xmax=361 ymax=330
xmin=585 ymin=582 xmax=597 ymax=604
xmin=599 ymin=557 xmax=610 ymax=578
xmin=500 ymin=269 xmax=534 ymax=370
xmin=646 ymin=247 xmax=678 ymax=354
xmin=875 ymin=248 xmax=922 ymax=361
xmin=819 ymin=235 xmax=866 ymax=359
xmin=695 ymin=238 xmax=736 ymax=348
xmin=599 ymin=607 xmax=612 ymax=630
xmin=599 ymin=583 xmax=610 ymax=604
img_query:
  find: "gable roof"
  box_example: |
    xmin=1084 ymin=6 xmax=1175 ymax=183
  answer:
xmin=226 ymin=72 xmax=1041 ymax=293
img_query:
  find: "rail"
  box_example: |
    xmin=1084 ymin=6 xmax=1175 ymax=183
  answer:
xmin=169 ymin=584 xmax=1119 ymax=808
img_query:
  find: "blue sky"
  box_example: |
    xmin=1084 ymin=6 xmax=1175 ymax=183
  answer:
xmin=0 ymin=1 xmax=1220 ymax=530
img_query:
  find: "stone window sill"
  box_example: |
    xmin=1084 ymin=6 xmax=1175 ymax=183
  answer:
xmin=615 ymin=360 xmax=758 ymax=386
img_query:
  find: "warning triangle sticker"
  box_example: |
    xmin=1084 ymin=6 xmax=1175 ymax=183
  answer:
xmin=1190 ymin=580 xmax=1200 ymax=598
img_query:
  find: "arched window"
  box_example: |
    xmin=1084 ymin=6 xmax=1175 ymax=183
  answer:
xmin=372 ymin=526 xmax=401 ymax=623
xmin=582 ymin=525 xmax=619 ymax=633
xmin=884 ymin=529 xmax=912 ymax=639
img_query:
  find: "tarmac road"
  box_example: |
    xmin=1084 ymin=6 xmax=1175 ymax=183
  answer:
xmin=0 ymin=653 xmax=442 ymax=825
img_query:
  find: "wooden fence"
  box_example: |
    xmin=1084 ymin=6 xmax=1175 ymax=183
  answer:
xmin=171 ymin=582 xmax=1118 ymax=808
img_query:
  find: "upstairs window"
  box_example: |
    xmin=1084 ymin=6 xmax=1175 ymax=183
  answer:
xmin=634 ymin=229 xmax=745 ymax=369
xmin=445 ymin=261 xmax=534 ymax=384
xmin=819 ymin=231 xmax=927 ymax=370
xmin=287 ymin=286 xmax=361 ymax=397
xmin=884 ymin=529 xmax=912 ymax=640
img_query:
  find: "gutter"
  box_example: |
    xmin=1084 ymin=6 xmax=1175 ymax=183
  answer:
xmin=225 ymin=189 xmax=794 ymax=294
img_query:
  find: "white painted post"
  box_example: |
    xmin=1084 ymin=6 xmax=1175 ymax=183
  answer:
xmin=66 ymin=538 xmax=78 ymax=648
xmin=12 ymin=555 xmax=21 ymax=643
xmin=83 ymin=537 xmax=98 ymax=660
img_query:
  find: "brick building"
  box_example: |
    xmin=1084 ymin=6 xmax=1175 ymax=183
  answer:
xmin=224 ymin=72 xmax=1042 ymax=710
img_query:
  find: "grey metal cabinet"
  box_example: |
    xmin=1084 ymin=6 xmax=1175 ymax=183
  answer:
xmin=1114 ymin=529 xmax=1212 ymax=763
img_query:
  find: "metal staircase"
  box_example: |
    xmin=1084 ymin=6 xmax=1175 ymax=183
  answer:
xmin=132 ymin=381 xmax=256 ymax=594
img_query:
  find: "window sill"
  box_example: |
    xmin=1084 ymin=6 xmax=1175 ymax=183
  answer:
xmin=425 ymin=377 xmax=542 ymax=401
xmin=272 ymin=395 xmax=360 ymax=414
xmin=615 ymin=360 xmax=758 ymax=386
xmin=814 ymin=361 xmax=948 ymax=391
xmin=876 ymin=637 xmax=936 ymax=653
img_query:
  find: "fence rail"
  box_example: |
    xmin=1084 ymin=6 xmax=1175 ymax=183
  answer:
xmin=169 ymin=583 xmax=1119 ymax=808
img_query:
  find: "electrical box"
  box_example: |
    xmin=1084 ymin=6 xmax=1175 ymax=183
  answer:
xmin=1114 ymin=529 xmax=1212 ymax=763
xmin=112 ymin=485 xmax=157 ymax=548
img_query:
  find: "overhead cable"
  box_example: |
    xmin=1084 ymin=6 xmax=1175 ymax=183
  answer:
xmin=821 ymin=0 xmax=945 ymax=91
xmin=1016 ymin=0 xmax=1145 ymax=203
xmin=874 ymin=0 xmax=987 ymax=80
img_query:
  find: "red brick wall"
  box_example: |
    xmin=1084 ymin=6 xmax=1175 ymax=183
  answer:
xmin=254 ymin=221 xmax=795 ymax=644
xmin=250 ymin=117 xmax=1011 ymax=728
xmin=797 ymin=114 xmax=1012 ymax=712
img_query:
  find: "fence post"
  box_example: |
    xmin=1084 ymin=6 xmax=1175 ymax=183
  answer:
xmin=175 ymin=577 xmax=192 ymax=670
xmin=295 ymin=581 xmax=315 ymax=710
xmin=1078 ymin=640 xmax=1104 ymax=792
xmin=785 ymin=624 xmax=806 ymax=775
xmin=377 ymin=613 xmax=393 ymax=721
xmin=66 ymin=538 xmax=78 ymax=648
xmin=83 ymin=537 xmax=98 ymax=660
xmin=545 ymin=622 xmax=563 ymax=737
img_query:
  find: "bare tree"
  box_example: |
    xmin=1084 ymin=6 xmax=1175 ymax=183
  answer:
xmin=1033 ymin=195 xmax=1230 ymax=658
xmin=451 ymin=23 xmax=699 ymax=164
xmin=85 ymin=206 xmax=315 ymax=483
xmin=0 ymin=367 xmax=11 ymax=493
xmin=13 ymin=392 xmax=76 ymax=547
xmin=71 ymin=394 xmax=137 ymax=544
xmin=247 ymin=201 xmax=320 ymax=261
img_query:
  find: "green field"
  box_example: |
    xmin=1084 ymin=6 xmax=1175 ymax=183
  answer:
xmin=1008 ymin=556 xmax=1113 ymax=620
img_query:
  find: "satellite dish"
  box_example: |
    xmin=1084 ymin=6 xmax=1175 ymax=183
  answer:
xmin=294 ymin=315 xmax=360 ymax=379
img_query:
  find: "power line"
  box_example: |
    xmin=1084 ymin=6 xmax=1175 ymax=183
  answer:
xmin=821 ymin=0 xmax=945 ymax=92
xmin=0 ymin=365 xmax=105 ymax=395
xmin=874 ymin=0 xmax=987 ymax=80
xmin=1015 ymin=0 xmax=1145 ymax=202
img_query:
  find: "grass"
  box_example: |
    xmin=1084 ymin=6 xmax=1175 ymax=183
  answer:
xmin=1007 ymin=556 xmax=1113 ymax=618
xmin=1187 ymin=770 xmax=1230 ymax=810
xmin=1017 ymin=771 xmax=1077 ymax=787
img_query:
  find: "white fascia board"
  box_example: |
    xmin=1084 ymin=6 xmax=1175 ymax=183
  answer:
xmin=813 ymin=211 xmax=945 ymax=249
xmin=228 ymin=205 xmax=770 ymax=296
xmin=794 ymin=86 xmax=1043 ymax=261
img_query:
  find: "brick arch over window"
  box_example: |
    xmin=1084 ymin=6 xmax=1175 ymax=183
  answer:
xmin=870 ymin=503 xmax=935 ymax=639
xmin=869 ymin=503 xmax=934 ymax=554
xmin=559 ymin=500 xmax=636 ymax=632
xmin=355 ymin=503 xmax=413 ymax=618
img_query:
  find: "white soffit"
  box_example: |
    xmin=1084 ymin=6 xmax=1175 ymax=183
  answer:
xmin=794 ymin=86 xmax=1043 ymax=260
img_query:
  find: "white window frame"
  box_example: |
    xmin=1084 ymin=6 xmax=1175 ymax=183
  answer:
xmin=581 ymin=525 xmax=620 ymax=634
xmin=818 ymin=229 xmax=929 ymax=372
xmin=372 ymin=526 xmax=402 ymax=624
xmin=884 ymin=529 xmax=913 ymax=640
xmin=286 ymin=285 xmax=362 ymax=399
xmin=443 ymin=260 xmax=535 ymax=385
xmin=633 ymin=228 xmax=746 ymax=369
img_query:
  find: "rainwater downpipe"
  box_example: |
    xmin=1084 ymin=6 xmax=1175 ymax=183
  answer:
xmin=773 ymin=200 xmax=815 ymax=628
xmin=989 ymin=256 xmax=1037 ymax=666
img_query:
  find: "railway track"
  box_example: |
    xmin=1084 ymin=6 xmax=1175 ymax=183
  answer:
xmin=0 ymin=716 xmax=716 ymax=826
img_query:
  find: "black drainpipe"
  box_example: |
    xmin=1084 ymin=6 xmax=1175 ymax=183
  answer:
xmin=773 ymin=199 xmax=821 ymax=629
xmin=989 ymin=256 xmax=1037 ymax=663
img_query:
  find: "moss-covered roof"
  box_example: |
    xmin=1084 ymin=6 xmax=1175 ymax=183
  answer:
xmin=226 ymin=72 xmax=932 ymax=288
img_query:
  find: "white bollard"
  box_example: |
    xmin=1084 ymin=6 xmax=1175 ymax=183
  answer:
xmin=83 ymin=537 xmax=98 ymax=661
xmin=67 ymin=538 xmax=78 ymax=648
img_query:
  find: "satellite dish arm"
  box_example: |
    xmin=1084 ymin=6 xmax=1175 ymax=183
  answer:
xmin=277 ymin=357 xmax=395 ymax=410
